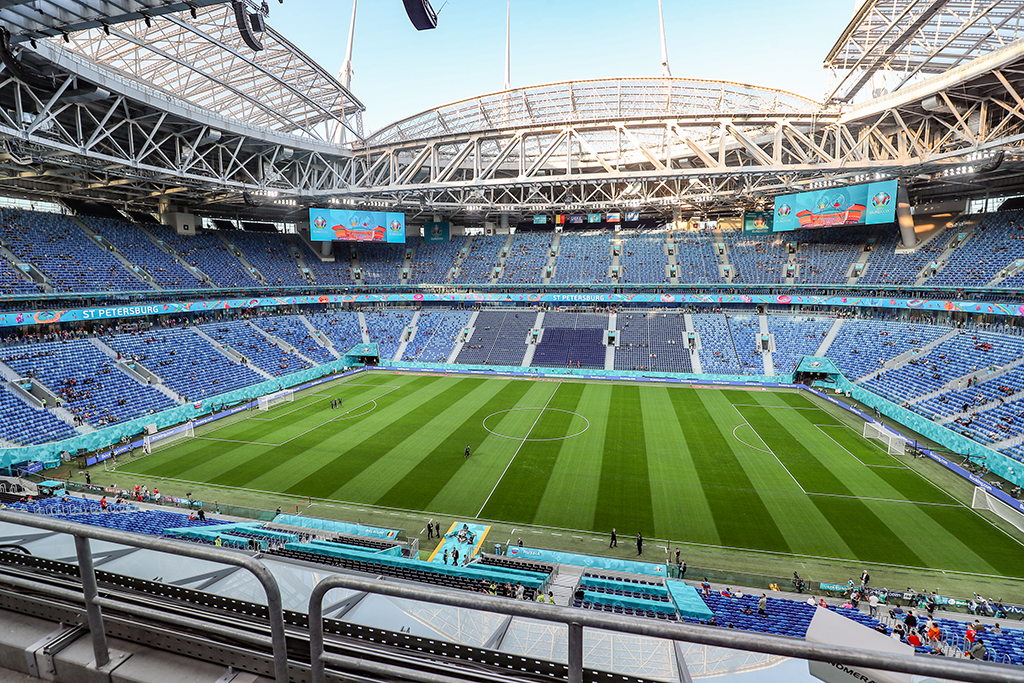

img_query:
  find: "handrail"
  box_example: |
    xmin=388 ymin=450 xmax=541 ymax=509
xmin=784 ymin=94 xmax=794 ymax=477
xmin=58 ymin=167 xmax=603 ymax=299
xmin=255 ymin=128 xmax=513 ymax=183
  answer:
xmin=0 ymin=509 xmax=289 ymax=683
xmin=308 ymin=572 xmax=1021 ymax=683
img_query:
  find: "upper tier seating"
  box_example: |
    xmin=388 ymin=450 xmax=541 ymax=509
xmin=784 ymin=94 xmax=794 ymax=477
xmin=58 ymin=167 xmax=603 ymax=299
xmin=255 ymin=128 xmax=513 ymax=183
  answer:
xmin=0 ymin=209 xmax=148 ymax=292
xmin=295 ymin=240 xmax=354 ymax=285
xmin=727 ymin=315 xmax=761 ymax=374
xmin=408 ymin=238 xmax=461 ymax=284
xmin=618 ymin=230 xmax=669 ymax=283
xmin=358 ymin=243 xmax=404 ymax=284
xmin=794 ymin=225 xmax=873 ymax=284
xmin=306 ymin=311 xmax=363 ymax=352
xmin=78 ymin=216 xmax=207 ymax=290
xmin=149 ymin=225 xmax=259 ymax=288
xmin=455 ymin=311 xmax=533 ymax=365
xmin=364 ymin=310 xmax=416 ymax=362
xmin=857 ymin=229 xmax=946 ymax=286
xmin=0 ymin=260 xmax=38 ymax=295
xmin=102 ymin=327 xmax=262 ymax=401
xmin=614 ymin=311 xmax=692 ymax=373
xmin=551 ymin=232 xmax=611 ymax=284
xmin=501 ymin=232 xmax=550 ymax=284
xmin=226 ymin=231 xmax=306 ymax=287
xmin=198 ymin=321 xmax=312 ymax=376
xmin=929 ymin=211 xmax=1024 ymax=287
xmin=401 ymin=310 xmax=472 ymax=363
xmin=826 ymin=320 xmax=951 ymax=381
xmin=768 ymin=316 xmax=832 ymax=374
xmin=0 ymin=381 xmax=77 ymax=445
xmin=725 ymin=231 xmax=786 ymax=284
xmin=0 ymin=339 xmax=176 ymax=427
xmin=673 ymin=231 xmax=722 ymax=283
xmin=455 ymin=234 xmax=505 ymax=284
xmin=251 ymin=315 xmax=336 ymax=364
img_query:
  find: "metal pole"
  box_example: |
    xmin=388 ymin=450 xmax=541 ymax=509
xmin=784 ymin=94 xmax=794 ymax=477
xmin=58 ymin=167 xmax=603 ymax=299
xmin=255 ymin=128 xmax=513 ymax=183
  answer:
xmin=567 ymin=622 xmax=583 ymax=683
xmin=73 ymin=535 xmax=110 ymax=668
xmin=308 ymin=572 xmax=1022 ymax=683
xmin=0 ymin=510 xmax=289 ymax=683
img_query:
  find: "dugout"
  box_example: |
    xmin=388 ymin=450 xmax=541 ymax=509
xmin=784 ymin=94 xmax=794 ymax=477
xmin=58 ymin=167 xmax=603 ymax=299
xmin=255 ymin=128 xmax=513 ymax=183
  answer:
xmin=793 ymin=356 xmax=843 ymax=388
xmin=344 ymin=343 xmax=381 ymax=367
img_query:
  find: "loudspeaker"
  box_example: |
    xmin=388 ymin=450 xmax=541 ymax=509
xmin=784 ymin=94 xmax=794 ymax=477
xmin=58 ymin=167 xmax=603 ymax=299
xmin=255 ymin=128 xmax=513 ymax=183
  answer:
xmin=402 ymin=0 xmax=438 ymax=30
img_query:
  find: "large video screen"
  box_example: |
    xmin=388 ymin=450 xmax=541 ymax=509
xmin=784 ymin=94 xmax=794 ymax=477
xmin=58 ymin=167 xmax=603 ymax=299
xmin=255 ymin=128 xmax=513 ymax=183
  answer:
xmin=773 ymin=179 xmax=897 ymax=232
xmin=310 ymin=208 xmax=406 ymax=243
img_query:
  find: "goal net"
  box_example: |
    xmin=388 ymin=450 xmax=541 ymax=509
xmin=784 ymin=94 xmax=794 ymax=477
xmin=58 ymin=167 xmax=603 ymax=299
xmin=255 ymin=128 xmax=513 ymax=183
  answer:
xmin=863 ymin=421 xmax=906 ymax=455
xmin=972 ymin=487 xmax=1024 ymax=534
xmin=258 ymin=389 xmax=294 ymax=411
xmin=142 ymin=421 xmax=195 ymax=455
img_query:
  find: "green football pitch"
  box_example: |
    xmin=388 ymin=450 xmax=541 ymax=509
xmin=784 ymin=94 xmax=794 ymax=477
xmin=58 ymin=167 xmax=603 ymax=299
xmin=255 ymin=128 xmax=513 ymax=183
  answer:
xmin=117 ymin=371 xmax=1022 ymax=578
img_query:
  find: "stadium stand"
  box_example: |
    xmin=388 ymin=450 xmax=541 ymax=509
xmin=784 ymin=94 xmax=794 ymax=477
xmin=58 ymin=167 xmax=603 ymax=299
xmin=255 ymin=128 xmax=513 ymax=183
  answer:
xmin=618 ymin=230 xmax=669 ymax=283
xmin=358 ymin=243 xmax=404 ymax=283
xmin=198 ymin=320 xmax=312 ymax=376
xmin=857 ymin=229 xmax=946 ymax=285
xmin=364 ymin=310 xmax=416 ymax=362
xmin=673 ymin=230 xmax=722 ymax=283
xmin=825 ymin=320 xmax=951 ymax=381
xmin=102 ymin=326 xmax=265 ymax=401
xmin=0 ymin=260 xmax=38 ymax=294
xmin=252 ymin=315 xmax=336 ymax=364
xmin=724 ymin=230 xmax=786 ymax=284
xmin=0 ymin=208 xmax=148 ymax=292
xmin=455 ymin=234 xmax=505 ymax=283
xmin=794 ymin=225 xmax=874 ymax=284
xmin=226 ymin=231 xmax=307 ymax=287
xmin=501 ymin=232 xmax=550 ymax=284
xmin=295 ymin=240 xmax=354 ymax=285
xmin=614 ymin=311 xmax=692 ymax=373
xmin=402 ymin=309 xmax=472 ymax=362
xmin=0 ymin=339 xmax=176 ymax=427
xmin=693 ymin=314 xmax=743 ymax=375
xmin=0 ymin=381 xmax=77 ymax=444
xmin=455 ymin=310 xmax=533 ymax=365
xmin=408 ymin=238 xmax=461 ymax=283
xmin=148 ymin=225 xmax=258 ymax=288
xmin=930 ymin=211 xmax=1024 ymax=287
xmin=768 ymin=316 xmax=833 ymax=374
xmin=306 ymin=311 xmax=363 ymax=352
xmin=78 ymin=216 xmax=207 ymax=290
xmin=550 ymin=231 xmax=611 ymax=284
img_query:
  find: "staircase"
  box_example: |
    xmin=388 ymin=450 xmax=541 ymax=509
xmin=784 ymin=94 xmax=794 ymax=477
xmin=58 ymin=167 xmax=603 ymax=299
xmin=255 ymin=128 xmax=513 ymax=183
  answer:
xmin=815 ymin=319 xmax=845 ymax=357
xmin=86 ymin=337 xmax=182 ymax=404
xmin=543 ymin=234 xmax=560 ymax=284
xmin=217 ymin=233 xmax=264 ymax=286
xmin=856 ymin=329 xmax=958 ymax=382
xmin=192 ymin=326 xmax=274 ymax=380
xmin=446 ymin=310 xmax=479 ymax=363
xmin=393 ymin=311 xmax=421 ymax=362
xmin=684 ymin=313 xmax=702 ymax=373
xmin=248 ymin=321 xmax=318 ymax=366
xmin=759 ymin=315 xmax=774 ymax=376
xmin=298 ymin=314 xmax=340 ymax=359
xmin=137 ymin=224 xmax=211 ymax=286
xmin=546 ymin=565 xmax=583 ymax=607
xmin=71 ymin=217 xmax=157 ymax=289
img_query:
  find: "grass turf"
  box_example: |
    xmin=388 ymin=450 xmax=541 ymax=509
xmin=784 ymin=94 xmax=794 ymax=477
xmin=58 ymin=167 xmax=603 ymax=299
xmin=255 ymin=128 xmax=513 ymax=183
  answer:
xmin=116 ymin=371 xmax=1024 ymax=579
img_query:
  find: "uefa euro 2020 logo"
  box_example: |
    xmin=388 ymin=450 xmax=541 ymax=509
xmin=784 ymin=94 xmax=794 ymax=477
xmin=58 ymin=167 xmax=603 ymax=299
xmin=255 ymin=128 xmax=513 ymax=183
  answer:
xmin=389 ymin=219 xmax=402 ymax=234
xmin=777 ymin=203 xmax=792 ymax=218
xmin=872 ymin=191 xmax=892 ymax=208
xmin=313 ymin=216 xmax=327 ymax=229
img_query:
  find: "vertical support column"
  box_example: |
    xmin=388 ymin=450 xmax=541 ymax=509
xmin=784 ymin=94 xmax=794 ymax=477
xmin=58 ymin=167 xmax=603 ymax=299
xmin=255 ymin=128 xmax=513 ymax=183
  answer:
xmin=74 ymin=535 xmax=110 ymax=668
xmin=568 ymin=622 xmax=583 ymax=683
xmin=320 ymin=240 xmax=333 ymax=257
xmin=896 ymin=183 xmax=917 ymax=248
xmin=500 ymin=213 xmax=509 ymax=233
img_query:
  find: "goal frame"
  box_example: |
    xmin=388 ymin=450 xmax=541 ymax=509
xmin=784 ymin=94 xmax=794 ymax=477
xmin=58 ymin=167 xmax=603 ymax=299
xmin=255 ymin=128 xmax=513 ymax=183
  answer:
xmin=863 ymin=421 xmax=906 ymax=455
xmin=142 ymin=421 xmax=195 ymax=455
xmin=972 ymin=486 xmax=1024 ymax=534
xmin=258 ymin=389 xmax=295 ymax=411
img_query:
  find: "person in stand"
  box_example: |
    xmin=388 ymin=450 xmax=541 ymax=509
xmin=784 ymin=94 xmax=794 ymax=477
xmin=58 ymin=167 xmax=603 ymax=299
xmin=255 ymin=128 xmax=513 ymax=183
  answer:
xmin=861 ymin=570 xmax=870 ymax=591
xmin=214 ymin=535 xmax=222 ymax=547
xmin=443 ymin=549 xmax=449 ymax=565
xmin=636 ymin=532 xmax=643 ymax=556
xmin=968 ymin=639 xmax=987 ymax=660
xmin=758 ymin=594 xmax=767 ymax=616
xmin=609 ymin=528 xmax=617 ymax=548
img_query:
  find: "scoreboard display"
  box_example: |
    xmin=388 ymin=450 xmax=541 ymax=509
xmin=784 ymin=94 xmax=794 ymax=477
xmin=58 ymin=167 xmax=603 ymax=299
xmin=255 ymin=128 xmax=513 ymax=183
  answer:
xmin=773 ymin=180 xmax=898 ymax=232
xmin=310 ymin=208 xmax=406 ymax=243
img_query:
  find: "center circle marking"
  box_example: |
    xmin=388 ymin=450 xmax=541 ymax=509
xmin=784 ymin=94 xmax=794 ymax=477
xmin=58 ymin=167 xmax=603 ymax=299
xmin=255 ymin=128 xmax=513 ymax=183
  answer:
xmin=482 ymin=407 xmax=590 ymax=441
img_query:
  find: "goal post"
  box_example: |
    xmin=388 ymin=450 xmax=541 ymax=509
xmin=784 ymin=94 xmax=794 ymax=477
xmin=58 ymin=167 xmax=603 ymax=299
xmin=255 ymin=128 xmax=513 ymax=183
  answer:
xmin=863 ymin=421 xmax=906 ymax=455
xmin=972 ymin=486 xmax=1024 ymax=534
xmin=142 ymin=421 xmax=195 ymax=455
xmin=258 ymin=389 xmax=294 ymax=411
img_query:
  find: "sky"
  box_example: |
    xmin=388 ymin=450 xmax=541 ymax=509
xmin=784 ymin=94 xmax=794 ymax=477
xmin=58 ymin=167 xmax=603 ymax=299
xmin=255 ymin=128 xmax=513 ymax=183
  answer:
xmin=268 ymin=1 xmax=859 ymax=134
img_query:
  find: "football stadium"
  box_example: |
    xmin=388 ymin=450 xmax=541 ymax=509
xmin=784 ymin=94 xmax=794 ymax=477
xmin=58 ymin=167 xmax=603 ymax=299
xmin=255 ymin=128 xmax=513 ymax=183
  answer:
xmin=0 ymin=1 xmax=1024 ymax=682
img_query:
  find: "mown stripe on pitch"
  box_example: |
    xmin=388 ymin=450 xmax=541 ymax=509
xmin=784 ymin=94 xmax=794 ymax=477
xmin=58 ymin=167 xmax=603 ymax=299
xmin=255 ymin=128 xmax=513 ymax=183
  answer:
xmin=479 ymin=382 xmax=586 ymax=524
xmin=281 ymin=377 xmax=485 ymax=497
xmin=593 ymin=385 xmax=656 ymax=540
xmin=740 ymin=404 xmax=925 ymax=567
xmin=917 ymin=505 xmax=1024 ymax=577
xmin=206 ymin=379 xmax=435 ymax=488
xmin=672 ymin=389 xmax=790 ymax=553
xmin=200 ymin=374 xmax=440 ymax=491
xmin=375 ymin=379 xmax=535 ymax=511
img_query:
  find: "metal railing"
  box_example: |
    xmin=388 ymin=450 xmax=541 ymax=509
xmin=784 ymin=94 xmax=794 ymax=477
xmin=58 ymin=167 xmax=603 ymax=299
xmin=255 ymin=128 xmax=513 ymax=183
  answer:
xmin=0 ymin=509 xmax=289 ymax=683
xmin=308 ymin=572 xmax=1021 ymax=683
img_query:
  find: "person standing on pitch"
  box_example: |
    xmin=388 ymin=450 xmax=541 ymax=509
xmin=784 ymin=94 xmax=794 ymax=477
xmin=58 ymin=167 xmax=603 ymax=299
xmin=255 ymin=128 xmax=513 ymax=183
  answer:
xmin=636 ymin=532 xmax=643 ymax=556
xmin=609 ymin=528 xmax=617 ymax=548
xmin=465 ymin=444 xmax=471 ymax=458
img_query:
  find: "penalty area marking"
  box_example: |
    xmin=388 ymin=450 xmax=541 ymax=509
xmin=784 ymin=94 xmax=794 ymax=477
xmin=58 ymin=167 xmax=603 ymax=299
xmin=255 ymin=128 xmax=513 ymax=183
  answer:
xmin=482 ymin=407 xmax=590 ymax=441
xmin=813 ymin=424 xmax=908 ymax=469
